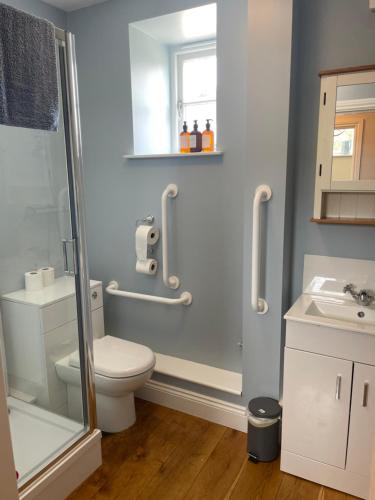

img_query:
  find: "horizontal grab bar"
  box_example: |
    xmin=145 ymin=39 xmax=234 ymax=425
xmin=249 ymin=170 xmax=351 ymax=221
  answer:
xmin=106 ymin=281 xmax=192 ymax=306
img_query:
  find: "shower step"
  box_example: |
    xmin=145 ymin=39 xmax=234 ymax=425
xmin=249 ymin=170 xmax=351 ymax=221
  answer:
xmin=153 ymin=353 xmax=242 ymax=396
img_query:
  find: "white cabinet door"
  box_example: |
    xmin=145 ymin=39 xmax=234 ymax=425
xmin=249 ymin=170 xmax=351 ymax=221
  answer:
xmin=282 ymin=348 xmax=352 ymax=468
xmin=346 ymin=363 xmax=375 ymax=477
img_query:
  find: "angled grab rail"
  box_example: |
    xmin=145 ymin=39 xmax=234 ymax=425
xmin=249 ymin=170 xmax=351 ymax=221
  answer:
xmin=251 ymin=185 xmax=272 ymax=314
xmin=162 ymin=184 xmax=180 ymax=289
xmin=106 ymin=281 xmax=192 ymax=306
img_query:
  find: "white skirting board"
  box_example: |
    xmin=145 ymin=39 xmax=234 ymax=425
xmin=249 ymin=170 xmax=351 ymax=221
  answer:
xmin=136 ymin=380 xmax=248 ymax=432
xmin=154 ymin=353 xmax=243 ymax=396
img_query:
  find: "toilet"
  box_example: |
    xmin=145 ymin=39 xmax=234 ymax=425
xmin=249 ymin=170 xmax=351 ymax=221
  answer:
xmin=56 ymin=336 xmax=155 ymax=433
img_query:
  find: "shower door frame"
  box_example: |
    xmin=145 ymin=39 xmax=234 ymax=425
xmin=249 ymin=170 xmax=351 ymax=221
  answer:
xmin=0 ymin=28 xmax=98 ymax=496
xmin=57 ymin=29 xmax=97 ymax=434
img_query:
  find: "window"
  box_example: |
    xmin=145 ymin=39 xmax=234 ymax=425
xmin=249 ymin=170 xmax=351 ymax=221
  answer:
xmin=333 ymin=127 xmax=355 ymax=157
xmin=174 ymin=44 xmax=217 ymax=149
xmin=332 ymin=117 xmax=364 ymax=181
xmin=129 ymin=4 xmax=217 ymax=155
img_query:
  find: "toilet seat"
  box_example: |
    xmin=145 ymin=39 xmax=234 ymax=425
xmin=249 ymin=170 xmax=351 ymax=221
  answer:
xmin=69 ymin=335 xmax=155 ymax=379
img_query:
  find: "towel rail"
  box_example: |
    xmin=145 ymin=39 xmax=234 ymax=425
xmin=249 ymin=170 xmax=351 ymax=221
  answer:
xmin=251 ymin=185 xmax=272 ymax=314
xmin=106 ymin=281 xmax=192 ymax=306
xmin=162 ymin=184 xmax=180 ymax=289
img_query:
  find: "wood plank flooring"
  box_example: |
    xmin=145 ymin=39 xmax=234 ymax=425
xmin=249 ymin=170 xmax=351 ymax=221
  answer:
xmin=68 ymin=399 xmax=358 ymax=500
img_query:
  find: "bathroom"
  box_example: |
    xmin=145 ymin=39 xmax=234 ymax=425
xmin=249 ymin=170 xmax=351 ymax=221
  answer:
xmin=0 ymin=0 xmax=375 ymax=498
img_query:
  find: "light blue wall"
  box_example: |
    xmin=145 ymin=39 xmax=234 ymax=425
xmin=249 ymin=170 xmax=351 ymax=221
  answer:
xmin=68 ymin=0 xmax=293 ymax=403
xmin=291 ymin=0 xmax=375 ymax=302
xmin=129 ymin=25 xmax=171 ymax=154
xmin=68 ymin=0 xmax=246 ymax=376
xmin=0 ymin=0 xmax=68 ymax=295
xmin=242 ymin=0 xmax=293 ymax=400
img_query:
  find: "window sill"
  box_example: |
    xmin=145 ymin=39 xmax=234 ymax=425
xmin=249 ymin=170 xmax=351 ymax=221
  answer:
xmin=123 ymin=151 xmax=223 ymax=160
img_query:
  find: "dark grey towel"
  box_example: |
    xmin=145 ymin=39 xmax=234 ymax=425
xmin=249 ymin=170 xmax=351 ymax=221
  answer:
xmin=0 ymin=3 xmax=59 ymax=131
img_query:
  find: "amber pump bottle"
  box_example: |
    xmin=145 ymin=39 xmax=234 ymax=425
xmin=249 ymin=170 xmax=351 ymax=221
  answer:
xmin=202 ymin=119 xmax=214 ymax=152
xmin=179 ymin=121 xmax=190 ymax=153
xmin=190 ymin=120 xmax=202 ymax=153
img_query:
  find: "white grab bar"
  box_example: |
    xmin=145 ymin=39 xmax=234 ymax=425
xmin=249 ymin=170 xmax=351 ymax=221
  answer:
xmin=162 ymin=184 xmax=180 ymax=289
xmin=251 ymin=185 xmax=272 ymax=314
xmin=106 ymin=281 xmax=192 ymax=306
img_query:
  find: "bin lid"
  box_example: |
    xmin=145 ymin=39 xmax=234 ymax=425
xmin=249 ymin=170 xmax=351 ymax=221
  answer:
xmin=248 ymin=397 xmax=281 ymax=419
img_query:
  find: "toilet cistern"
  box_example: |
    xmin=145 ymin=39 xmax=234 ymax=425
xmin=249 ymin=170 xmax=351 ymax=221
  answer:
xmin=343 ymin=283 xmax=375 ymax=307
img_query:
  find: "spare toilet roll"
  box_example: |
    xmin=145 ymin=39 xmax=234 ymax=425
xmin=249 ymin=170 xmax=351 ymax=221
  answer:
xmin=136 ymin=259 xmax=158 ymax=275
xmin=135 ymin=225 xmax=160 ymax=261
xmin=25 ymin=270 xmax=44 ymax=292
xmin=39 ymin=267 xmax=55 ymax=287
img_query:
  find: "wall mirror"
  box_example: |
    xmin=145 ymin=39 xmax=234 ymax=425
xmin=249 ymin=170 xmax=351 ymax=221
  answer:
xmin=333 ymin=82 xmax=375 ymax=185
xmin=313 ymin=66 xmax=375 ymax=224
xmin=128 ymin=3 xmax=218 ymax=156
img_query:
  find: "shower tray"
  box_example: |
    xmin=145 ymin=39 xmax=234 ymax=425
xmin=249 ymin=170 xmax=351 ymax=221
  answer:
xmin=7 ymin=396 xmax=84 ymax=487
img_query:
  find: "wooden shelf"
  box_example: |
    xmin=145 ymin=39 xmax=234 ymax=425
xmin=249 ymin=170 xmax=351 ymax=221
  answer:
xmin=319 ymin=64 xmax=375 ymax=77
xmin=311 ymin=217 xmax=375 ymax=226
xmin=124 ymin=151 xmax=223 ymax=160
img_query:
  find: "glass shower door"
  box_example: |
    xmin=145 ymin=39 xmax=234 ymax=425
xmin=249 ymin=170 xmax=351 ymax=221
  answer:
xmin=0 ymin=32 xmax=95 ymax=490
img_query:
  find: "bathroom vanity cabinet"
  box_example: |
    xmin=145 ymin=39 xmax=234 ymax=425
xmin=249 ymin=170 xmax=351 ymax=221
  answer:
xmin=281 ymin=320 xmax=375 ymax=499
xmin=1 ymin=277 xmax=104 ymax=415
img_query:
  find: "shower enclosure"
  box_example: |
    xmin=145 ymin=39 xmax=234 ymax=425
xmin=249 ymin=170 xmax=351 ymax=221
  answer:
xmin=0 ymin=27 xmax=99 ymax=497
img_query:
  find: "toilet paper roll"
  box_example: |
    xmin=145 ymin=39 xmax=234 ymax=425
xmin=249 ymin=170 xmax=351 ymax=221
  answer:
xmin=136 ymin=259 xmax=158 ymax=275
xmin=135 ymin=225 xmax=160 ymax=261
xmin=25 ymin=270 xmax=44 ymax=292
xmin=39 ymin=267 xmax=55 ymax=287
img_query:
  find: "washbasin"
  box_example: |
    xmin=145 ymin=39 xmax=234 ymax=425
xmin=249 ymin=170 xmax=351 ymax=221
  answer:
xmin=306 ymin=299 xmax=375 ymax=326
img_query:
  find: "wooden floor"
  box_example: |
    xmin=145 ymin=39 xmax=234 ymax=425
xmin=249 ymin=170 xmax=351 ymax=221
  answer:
xmin=68 ymin=399 xmax=358 ymax=500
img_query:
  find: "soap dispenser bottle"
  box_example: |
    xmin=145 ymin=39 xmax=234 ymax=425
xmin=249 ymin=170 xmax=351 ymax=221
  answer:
xmin=179 ymin=121 xmax=190 ymax=153
xmin=202 ymin=119 xmax=214 ymax=152
xmin=190 ymin=120 xmax=202 ymax=153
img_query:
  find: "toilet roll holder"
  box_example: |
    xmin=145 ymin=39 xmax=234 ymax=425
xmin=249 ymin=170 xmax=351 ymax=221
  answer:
xmin=135 ymin=215 xmax=157 ymax=257
xmin=135 ymin=215 xmax=154 ymax=227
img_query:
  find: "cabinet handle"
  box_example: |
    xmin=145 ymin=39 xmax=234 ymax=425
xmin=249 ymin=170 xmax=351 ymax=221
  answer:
xmin=362 ymin=382 xmax=369 ymax=407
xmin=91 ymin=291 xmax=98 ymax=300
xmin=335 ymin=375 xmax=342 ymax=400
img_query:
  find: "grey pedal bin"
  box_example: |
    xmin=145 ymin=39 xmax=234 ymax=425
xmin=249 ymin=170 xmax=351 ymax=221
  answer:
xmin=247 ymin=397 xmax=281 ymax=463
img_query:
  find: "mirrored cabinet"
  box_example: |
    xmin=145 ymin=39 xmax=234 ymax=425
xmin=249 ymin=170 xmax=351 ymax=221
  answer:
xmin=313 ymin=65 xmax=375 ymax=225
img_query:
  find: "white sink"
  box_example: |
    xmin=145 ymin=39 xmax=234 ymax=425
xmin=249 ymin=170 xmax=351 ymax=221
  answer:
xmin=284 ymin=256 xmax=375 ymax=336
xmin=306 ymin=299 xmax=375 ymax=326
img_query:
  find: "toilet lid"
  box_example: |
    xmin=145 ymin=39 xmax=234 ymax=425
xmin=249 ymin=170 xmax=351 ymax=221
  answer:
xmin=69 ymin=336 xmax=156 ymax=378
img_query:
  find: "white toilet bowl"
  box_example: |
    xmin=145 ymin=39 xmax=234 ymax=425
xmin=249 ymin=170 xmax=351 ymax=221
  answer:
xmin=56 ymin=335 xmax=155 ymax=433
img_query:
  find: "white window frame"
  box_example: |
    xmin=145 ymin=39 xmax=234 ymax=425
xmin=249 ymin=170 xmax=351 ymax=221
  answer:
xmin=171 ymin=41 xmax=217 ymax=151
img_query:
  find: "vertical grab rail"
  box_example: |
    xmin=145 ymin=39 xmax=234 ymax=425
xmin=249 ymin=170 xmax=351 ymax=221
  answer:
xmin=162 ymin=184 xmax=180 ymax=289
xmin=251 ymin=185 xmax=272 ymax=314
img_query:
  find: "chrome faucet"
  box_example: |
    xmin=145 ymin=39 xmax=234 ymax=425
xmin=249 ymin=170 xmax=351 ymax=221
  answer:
xmin=343 ymin=284 xmax=375 ymax=306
